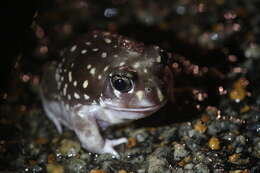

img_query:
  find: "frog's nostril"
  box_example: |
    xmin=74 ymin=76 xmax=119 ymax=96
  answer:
xmin=145 ymin=87 xmax=152 ymax=93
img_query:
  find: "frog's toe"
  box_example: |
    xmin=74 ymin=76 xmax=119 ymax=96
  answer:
xmin=103 ymin=145 xmax=119 ymax=157
xmin=108 ymin=138 xmax=128 ymax=146
xmin=103 ymin=138 xmax=128 ymax=157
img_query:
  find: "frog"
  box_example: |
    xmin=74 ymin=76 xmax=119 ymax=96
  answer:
xmin=40 ymin=30 xmax=173 ymax=157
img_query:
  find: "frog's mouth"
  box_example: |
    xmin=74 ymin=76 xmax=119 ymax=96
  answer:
xmin=100 ymin=98 xmax=167 ymax=113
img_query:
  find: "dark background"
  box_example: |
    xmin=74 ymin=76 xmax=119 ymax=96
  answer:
xmin=0 ymin=1 xmax=37 ymax=93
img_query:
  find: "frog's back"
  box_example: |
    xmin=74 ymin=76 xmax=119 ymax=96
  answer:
xmin=54 ymin=31 xmax=147 ymax=107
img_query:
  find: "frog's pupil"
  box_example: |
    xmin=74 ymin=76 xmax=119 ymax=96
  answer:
xmin=111 ymin=75 xmax=132 ymax=92
xmin=115 ymin=79 xmax=126 ymax=90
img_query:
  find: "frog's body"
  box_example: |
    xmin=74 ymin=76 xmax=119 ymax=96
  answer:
xmin=40 ymin=31 xmax=172 ymax=156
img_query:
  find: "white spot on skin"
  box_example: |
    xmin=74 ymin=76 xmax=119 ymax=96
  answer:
xmin=84 ymin=94 xmax=90 ymax=100
xmin=93 ymin=34 xmax=98 ymax=38
xmin=55 ymin=71 xmax=60 ymax=81
xmin=85 ymin=42 xmax=91 ymax=46
xmin=74 ymin=92 xmax=80 ymax=99
xmin=65 ymin=104 xmax=70 ymax=110
xmin=87 ymin=64 xmax=92 ymax=70
xmin=70 ymin=45 xmax=77 ymax=52
xmin=113 ymin=54 xmax=119 ymax=58
xmin=73 ymin=81 xmax=77 ymax=87
xmin=90 ymin=68 xmax=96 ymax=76
xmin=104 ymin=38 xmax=112 ymax=44
xmin=63 ymin=87 xmax=67 ymax=96
xmin=68 ymin=94 xmax=71 ymax=100
xmin=61 ymin=76 xmax=64 ymax=81
xmin=98 ymin=75 xmax=102 ymax=80
xmin=83 ymin=80 xmax=88 ymax=88
xmin=57 ymin=82 xmax=61 ymax=90
xmin=101 ymin=52 xmax=107 ymax=58
xmin=144 ymin=68 xmax=148 ymax=73
xmin=81 ymin=49 xmax=87 ymax=54
xmin=103 ymin=66 xmax=109 ymax=72
xmin=71 ymin=63 xmax=74 ymax=68
xmin=156 ymin=56 xmax=161 ymax=63
xmin=133 ymin=62 xmax=140 ymax=69
xmin=92 ymin=48 xmax=99 ymax=52
xmin=136 ymin=90 xmax=144 ymax=100
xmin=114 ymin=45 xmax=118 ymax=48
xmin=157 ymin=88 xmax=164 ymax=102
xmin=68 ymin=71 xmax=72 ymax=82
xmin=119 ymin=62 xmax=125 ymax=66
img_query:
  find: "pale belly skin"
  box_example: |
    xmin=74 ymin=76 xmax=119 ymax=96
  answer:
xmin=40 ymin=31 xmax=171 ymax=157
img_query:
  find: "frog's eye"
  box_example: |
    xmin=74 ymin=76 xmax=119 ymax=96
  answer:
xmin=159 ymin=49 xmax=170 ymax=65
xmin=110 ymin=74 xmax=133 ymax=93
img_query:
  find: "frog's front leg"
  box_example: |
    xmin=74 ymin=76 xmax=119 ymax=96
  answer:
xmin=72 ymin=111 xmax=127 ymax=157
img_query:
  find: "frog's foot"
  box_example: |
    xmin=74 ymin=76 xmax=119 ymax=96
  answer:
xmin=103 ymin=138 xmax=128 ymax=157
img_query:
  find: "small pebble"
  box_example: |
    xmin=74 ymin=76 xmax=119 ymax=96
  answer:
xmin=229 ymin=78 xmax=248 ymax=102
xmin=57 ymin=139 xmax=80 ymax=157
xmin=35 ymin=137 xmax=49 ymax=145
xmin=90 ymin=170 xmax=106 ymax=173
xmin=126 ymin=137 xmax=137 ymax=148
xmin=174 ymin=143 xmax=189 ymax=160
xmin=148 ymin=147 xmax=172 ymax=173
xmin=229 ymin=170 xmax=250 ymax=173
xmin=118 ymin=170 xmax=128 ymax=173
xmin=47 ymin=163 xmax=64 ymax=173
xmin=228 ymin=153 xmax=240 ymax=163
xmin=177 ymin=156 xmax=191 ymax=167
xmin=240 ymin=105 xmax=250 ymax=113
xmin=65 ymin=158 xmax=86 ymax=173
xmin=208 ymin=137 xmax=221 ymax=150
xmin=194 ymin=120 xmax=207 ymax=133
xmin=194 ymin=163 xmax=210 ymax=173
xmin=47 ymin=154 xmax=56 ymax=164
xmin=201 ymin=114 xmax=210 ymax=123
xmin=229 ymin=88 xmax=246 ymax=102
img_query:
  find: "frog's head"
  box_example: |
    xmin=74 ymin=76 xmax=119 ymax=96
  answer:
xmin=100 ymin=45 xmax=173 ymax=120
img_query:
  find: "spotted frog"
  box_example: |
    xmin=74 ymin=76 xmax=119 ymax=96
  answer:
xmin=40 ymin=31 xmax=172 ymax=156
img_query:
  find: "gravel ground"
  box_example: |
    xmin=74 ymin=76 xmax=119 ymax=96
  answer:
xmin=1 ymin=0 xmax=260 ymax=172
